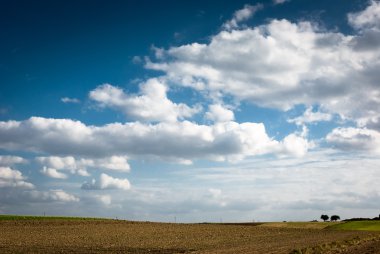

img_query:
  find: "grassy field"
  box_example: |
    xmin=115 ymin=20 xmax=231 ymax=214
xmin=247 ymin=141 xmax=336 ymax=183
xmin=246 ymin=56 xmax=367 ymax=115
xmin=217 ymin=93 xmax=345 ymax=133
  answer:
xmin=0 ymin=216 xmax=380 ymax=253
xmin=327 ymin=220 xmax=380 ymax=231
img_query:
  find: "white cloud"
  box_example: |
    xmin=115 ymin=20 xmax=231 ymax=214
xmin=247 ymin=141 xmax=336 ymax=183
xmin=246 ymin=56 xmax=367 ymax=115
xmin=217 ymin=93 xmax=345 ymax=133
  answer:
xmin=288 ymin=107 xmax=332 ymax=125
xmin=36 ymin=155 xmax=130 ymax=175
xmin=37 ymin=156 xmax=76 ymax=171
xmin=87 ymin=156 xmax=131 ymax=172
xmin=36 ymin=156 xmax=89 ymax=176
xmin=273 ymin=0 xmax=289 ymax=5
xmin=81 ymin=173 xmax=131 ymax=191
xmin=205 ymin=104 xmax=234 ymax=122
xmin=223 ymin=4 xmax=263 ymax=30
xmin=0 ymin=155 xmax=27 ymax=166
xmin=281 ymin=133 xmax=312 ymax=158
xmin=27 ymin=189 xmax=79 ymax=202
xmin=0 ymin=166 xmax=34 ymax=189
xmin=348 ymin=0 xmax=380 ymax=30
xmin=89 ymin=78 xmax=200 ymax=122
xmin=61 ymin=97 xmax=80 ymax=104
xmin=0 ymin=117 xmax=311 ymax=164
xmin=95 ymin=194 xmax=112 ymax=206
xmin=40 ymin=166 xmax=68 ymax=179
xmin=326 ymin=127 xmax=380 ymax=154
xmin=145 ymin=2 xmax=380 ymax=128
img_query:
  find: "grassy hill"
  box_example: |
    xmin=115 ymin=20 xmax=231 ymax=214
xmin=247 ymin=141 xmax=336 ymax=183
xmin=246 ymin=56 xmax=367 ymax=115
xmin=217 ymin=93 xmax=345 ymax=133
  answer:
xmin=327 ymin=220 xmax=380 ymax=231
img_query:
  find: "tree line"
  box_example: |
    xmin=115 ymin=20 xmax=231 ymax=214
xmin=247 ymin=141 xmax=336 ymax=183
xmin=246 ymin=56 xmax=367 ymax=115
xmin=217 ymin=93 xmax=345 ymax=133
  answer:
xmin=320 ymin=214 xmax=380 ymax=222
xmin=320 ymin=214 xmax=340 ymax=222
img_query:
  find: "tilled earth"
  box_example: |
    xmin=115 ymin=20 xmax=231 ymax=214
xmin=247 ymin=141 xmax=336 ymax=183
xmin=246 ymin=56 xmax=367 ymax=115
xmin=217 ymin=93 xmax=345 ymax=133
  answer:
xmin=0 ymin=219 xmax=379 ymax=253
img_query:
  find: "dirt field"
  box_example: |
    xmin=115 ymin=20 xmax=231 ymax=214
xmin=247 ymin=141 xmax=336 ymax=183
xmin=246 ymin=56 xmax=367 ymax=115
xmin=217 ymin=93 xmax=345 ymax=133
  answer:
xmin=0 ymin=219 xmax=380 ymax=253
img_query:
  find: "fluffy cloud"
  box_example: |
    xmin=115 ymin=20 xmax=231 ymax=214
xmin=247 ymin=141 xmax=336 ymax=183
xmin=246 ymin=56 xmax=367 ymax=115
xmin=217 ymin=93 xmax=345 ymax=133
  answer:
xmin=0 ymin=164 xmax=79 ymax=204
xmin=91 ymin=156 xmax=130 ymax=171
xmin=36 ymin=155 xmax=130 ymax=175
xmin=0 ymin=155 xmax=27 ymax=166
xmin=326 ymin=127 xmax=380 ymax=155
xmin=89 ymin=78 xmax=200 ymax=122
xmin=146 ymin=2 xmax=380 ymax=128
xmin=348 ymin=0 xmax=380 ymax=30
xmin=223 ymin=4 xmax=263 ymax=30
xmin=36 ymin=156 xmax=89 ymax=176
xmin=0 ymin=117 xmax=311 ymax=163
xmin=0 ymin=167 xmax=34 ymax=189
xmin=288 ymin=107 xmax=332 ymax=125
xmin=281 ymin=134 xmax=312 ymax=158
xmin=205 ymin=104 xmax=234 ymax=122
xmin=40 ymin=166 xmax=68 ymax=179
xmin=81 ymin=173 xmax=131 ymax=191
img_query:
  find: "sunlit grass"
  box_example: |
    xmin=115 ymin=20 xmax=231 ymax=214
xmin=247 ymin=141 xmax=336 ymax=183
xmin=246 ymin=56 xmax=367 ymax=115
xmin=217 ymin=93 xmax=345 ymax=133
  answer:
xmin=327 ymin=221 xmax=380 ymax=231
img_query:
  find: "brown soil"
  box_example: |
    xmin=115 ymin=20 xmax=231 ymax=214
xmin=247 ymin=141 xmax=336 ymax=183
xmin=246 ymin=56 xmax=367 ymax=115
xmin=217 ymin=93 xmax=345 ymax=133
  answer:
xmin=337 ymin=236 xmax=380 ymax=254
xmin=0 ymin=219 xmax=379 ymax=253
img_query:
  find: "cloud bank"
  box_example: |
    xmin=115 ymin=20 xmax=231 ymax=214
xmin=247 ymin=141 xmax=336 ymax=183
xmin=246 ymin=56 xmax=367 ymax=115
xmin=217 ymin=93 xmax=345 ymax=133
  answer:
xmin=146 ymin=1 xmax=380 ymax=129
xmin=0 ymin=117 xmax=311 ymax=163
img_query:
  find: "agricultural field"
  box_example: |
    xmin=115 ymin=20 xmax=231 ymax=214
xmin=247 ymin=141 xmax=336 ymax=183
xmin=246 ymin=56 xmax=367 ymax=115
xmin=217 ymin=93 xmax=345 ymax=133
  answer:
xmin=0 ymin=216 xmax=380 ymax=253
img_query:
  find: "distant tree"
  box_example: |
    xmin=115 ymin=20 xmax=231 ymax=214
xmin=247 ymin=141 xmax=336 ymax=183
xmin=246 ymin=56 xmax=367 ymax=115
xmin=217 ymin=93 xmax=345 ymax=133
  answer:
xmin=331 ymin=215 xmax=340 ymax=221
xmin=321 ymin=214 xmax=329 ymax=222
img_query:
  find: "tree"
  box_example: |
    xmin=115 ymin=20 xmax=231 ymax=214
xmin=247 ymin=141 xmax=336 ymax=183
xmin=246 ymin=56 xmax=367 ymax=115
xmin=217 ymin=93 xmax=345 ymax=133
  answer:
xmin=321 ymin=214 xmax=329 ymax=222
xmin=331 ymin=215 xmax=340 ymax=221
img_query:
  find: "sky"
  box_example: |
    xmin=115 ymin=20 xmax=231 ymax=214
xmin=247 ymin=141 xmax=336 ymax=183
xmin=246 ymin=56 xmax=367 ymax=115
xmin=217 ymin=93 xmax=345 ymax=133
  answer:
xmin=1 ymin=0 xmax=380 ymax=222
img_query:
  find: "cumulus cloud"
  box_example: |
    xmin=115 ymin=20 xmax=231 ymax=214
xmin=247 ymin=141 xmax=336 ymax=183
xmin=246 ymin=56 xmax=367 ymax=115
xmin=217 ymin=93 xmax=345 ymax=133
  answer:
xmin=0 ymin=167 xmax=34 ymax=189
xmin=81 ymin=173 xmax=131 ymax=191
xmin=92 ymin=156 xmax=131 ymax=171
xmin=205 ymin=104 xmax=234 ymax=122
xmin=281 ymin=133 xmax=312 ymax=157
xmin=0 ymin=117 xmax=311 ymax=163
xmin=61 ymin=97 xmax=80 ymax=104
xmin=36 ymin=156 xmax=89 ymax=176
xmin=288 ymin=107 xmax=332 ymax=125
xmin=348 ymin=0 xmax=380 ymax=30
xmin=36 ymin=155 xmax=130 ymax=175
xmin=40 ymin=166 xmax=68 ymax=179
xmin=223 ymin=4 xmax=263 ymax=30
xmin=0 ymin=155 xmax=27 ymax=166
xmin=326 ymin=127 xmax=380 ymax=154
xmin=89 ymin=78 xmax=200 ymax=122
xmin=145 ymin=2 xmax=380 ymax=128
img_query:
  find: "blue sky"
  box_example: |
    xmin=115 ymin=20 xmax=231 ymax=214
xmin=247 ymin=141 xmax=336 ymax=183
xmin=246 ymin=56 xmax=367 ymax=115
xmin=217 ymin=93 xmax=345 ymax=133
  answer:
xmin=1 ymin=0 xmax=380 ymax=222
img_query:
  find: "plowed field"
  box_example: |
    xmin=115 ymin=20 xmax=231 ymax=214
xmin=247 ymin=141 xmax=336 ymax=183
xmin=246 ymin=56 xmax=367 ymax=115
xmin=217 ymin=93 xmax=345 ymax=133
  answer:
xmin=1 ymin=219 xmax=379 ymax=253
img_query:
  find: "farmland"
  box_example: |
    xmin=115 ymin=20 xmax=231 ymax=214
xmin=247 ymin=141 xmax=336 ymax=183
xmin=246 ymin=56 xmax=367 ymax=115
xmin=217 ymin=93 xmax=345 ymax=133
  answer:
xmin=0 ymin=217 xmax=380 ymax=253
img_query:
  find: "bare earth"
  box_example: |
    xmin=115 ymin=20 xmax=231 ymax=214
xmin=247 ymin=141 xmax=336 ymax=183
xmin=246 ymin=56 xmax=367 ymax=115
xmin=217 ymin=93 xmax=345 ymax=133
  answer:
xmin=0 ymin=220 xmax=379 ymax=253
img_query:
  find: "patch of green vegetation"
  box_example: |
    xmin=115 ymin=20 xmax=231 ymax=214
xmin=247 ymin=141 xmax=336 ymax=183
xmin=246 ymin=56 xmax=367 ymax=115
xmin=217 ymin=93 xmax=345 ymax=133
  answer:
xmin=327 ymin=220 xmax=380 ymax=231
xmin=0 ymin=214 xmax=108 ymax=221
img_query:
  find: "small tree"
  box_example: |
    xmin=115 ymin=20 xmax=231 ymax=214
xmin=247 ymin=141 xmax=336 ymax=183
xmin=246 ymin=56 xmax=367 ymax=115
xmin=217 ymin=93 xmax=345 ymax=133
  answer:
xmin=331 ymin=215 xmax=340 ymax=221
xmin=321 ymin=214 xmax=329 ymax=222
